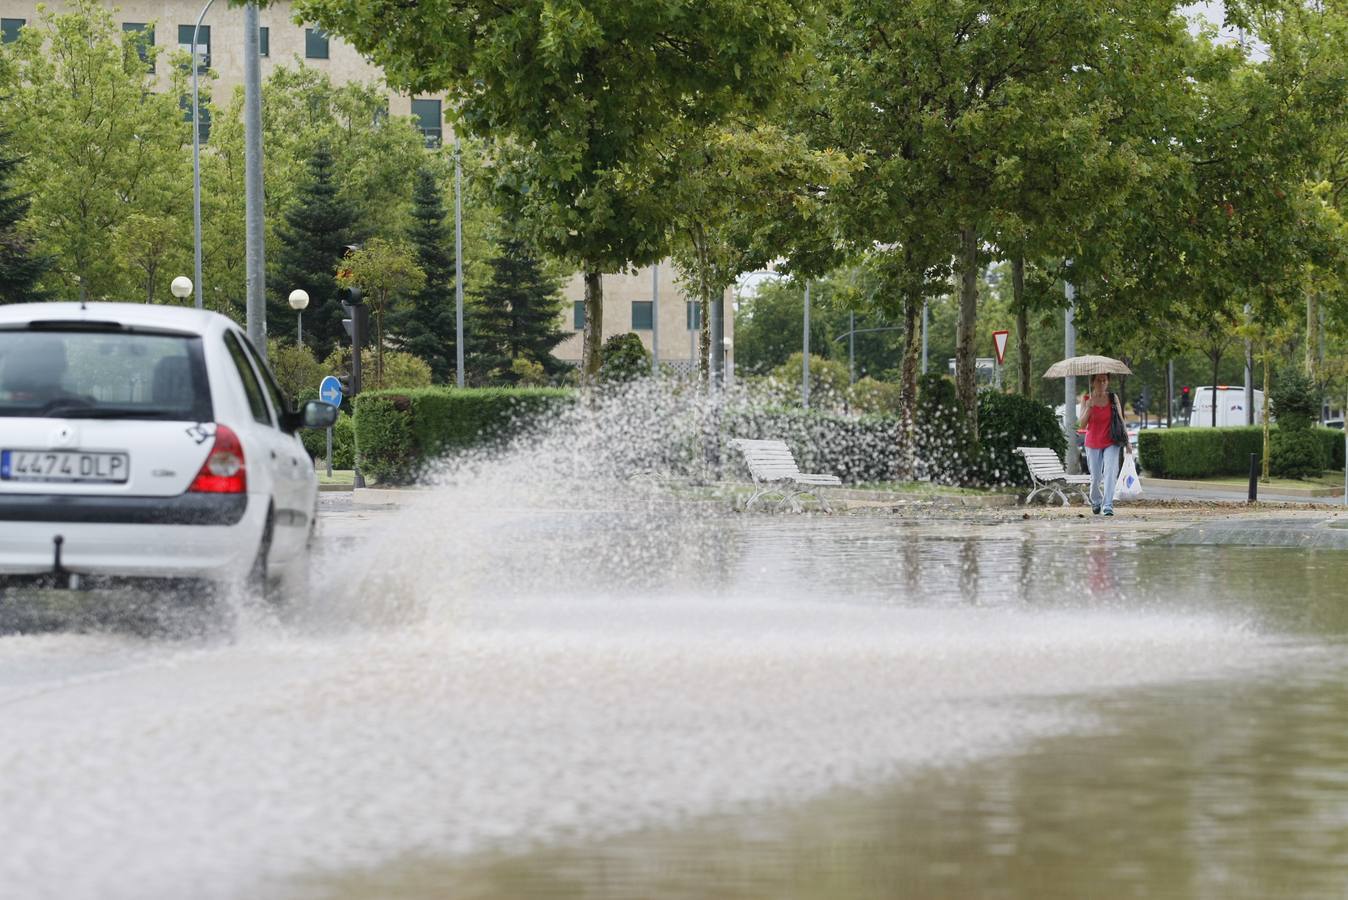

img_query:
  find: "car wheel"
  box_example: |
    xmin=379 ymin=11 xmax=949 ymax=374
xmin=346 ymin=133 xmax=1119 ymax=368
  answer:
xmin=247 ymin=508 xmax=274 ymax=602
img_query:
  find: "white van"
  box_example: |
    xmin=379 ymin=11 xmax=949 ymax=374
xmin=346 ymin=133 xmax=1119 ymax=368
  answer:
xmin=1188 ymin=386 xmax=1264 ymax=427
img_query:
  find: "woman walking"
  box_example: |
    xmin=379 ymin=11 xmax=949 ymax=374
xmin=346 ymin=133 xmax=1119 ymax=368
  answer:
xmin=1077 ymin=373 xmax=1128 ymax=516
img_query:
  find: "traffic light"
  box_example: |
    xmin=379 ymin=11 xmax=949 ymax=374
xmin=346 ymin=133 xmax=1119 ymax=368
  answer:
xmin=1180 ymin=386 xmax=1192 ymax=412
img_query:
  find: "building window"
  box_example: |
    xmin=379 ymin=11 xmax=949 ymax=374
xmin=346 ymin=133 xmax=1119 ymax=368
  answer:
xmin=259 ymin=26 xmax=269 ymax=57
xmin=123 ymin=23 xmax=154 ymax=71
xmin=305 ymin=27 xmax=329 ymax=59
xmin=411 ymin=98 xmax=442 ymax=147
xmin=631 ymin=301 xmax=653 ymax=331
xmin=177 ymin=24 xmax=209 ymax=71
xmin=1 ymin=18 xmax=24 ymax=43
xmin=686 ymin=301 xmax=702 ymax=331
xmin=180 ymin=94 xmax=212 ymax=143
xmin=573 ymin=301 xmax=585 ymax=331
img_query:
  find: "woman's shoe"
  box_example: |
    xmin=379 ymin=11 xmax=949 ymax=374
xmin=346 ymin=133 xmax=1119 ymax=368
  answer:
xmin=1092 ymin=505 xmax=1101 ymax=515
xmin=1103 ymin=509 xmax=1114 ymax=517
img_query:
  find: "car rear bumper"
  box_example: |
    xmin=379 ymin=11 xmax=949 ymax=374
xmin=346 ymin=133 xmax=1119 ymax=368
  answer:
xmin=0 ymin=492 xmax=247 ymax=525
xmin=0 ymin=494 xmax=262 ymax=582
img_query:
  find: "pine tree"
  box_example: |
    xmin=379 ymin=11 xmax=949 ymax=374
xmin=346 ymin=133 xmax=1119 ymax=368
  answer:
xmin=389 ymin=167 xmax=459 ymax=382
xmin=270 ymin=143 xmax=360 ymax=359
xmin=0 ymin=132 xmax=50 ymax=303
xmin=475 ymin=237 xmax=568 ymax=382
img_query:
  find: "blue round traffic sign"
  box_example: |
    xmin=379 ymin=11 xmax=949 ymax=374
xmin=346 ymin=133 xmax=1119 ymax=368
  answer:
xmin=319 ymin=375 xmax=344 ymax=408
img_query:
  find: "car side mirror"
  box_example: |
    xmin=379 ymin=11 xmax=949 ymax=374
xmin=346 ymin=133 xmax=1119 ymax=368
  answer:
xmin=298 ymin=400 xmax=339 ymax=430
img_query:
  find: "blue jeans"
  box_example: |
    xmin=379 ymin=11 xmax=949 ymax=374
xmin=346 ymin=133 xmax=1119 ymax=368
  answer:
xmin=1085 ymin=444 xmax=1121 ymax=512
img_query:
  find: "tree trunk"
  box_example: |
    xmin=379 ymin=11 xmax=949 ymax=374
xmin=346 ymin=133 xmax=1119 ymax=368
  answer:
xmin=691 ymin=227 xmax=712 ymax=381
xmin=582 ymin=267 xmax=603 ymax=380
xmin=1210 ymin=349 xmax=1220 ymax=428
xmin=1305 ymin=291 xmax=1317 ymax=382
xmin=955 ymin=226 xmax=979 ymax=443
xmin=1013 ymin=255 xmax=1030 ymax=395
xmin=897 ymin=288 xmax=921 ymax=481
xmin=375 ymin=295 xmax=385 ymax=389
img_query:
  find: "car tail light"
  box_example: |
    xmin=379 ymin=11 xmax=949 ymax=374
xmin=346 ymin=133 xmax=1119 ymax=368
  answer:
xmin=188 ymin=424 xmax=247 ymax=494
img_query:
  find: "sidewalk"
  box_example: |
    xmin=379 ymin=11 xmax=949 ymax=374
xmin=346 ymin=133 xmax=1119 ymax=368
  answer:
xmin=1145 ymin=476 xmax=1347 ymax=506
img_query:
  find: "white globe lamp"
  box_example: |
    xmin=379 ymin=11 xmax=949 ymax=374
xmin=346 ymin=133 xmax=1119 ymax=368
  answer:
xmin=289 ymin=289 xmax=310 ymax=344
xmin=170 ymin=276 xmax=193 ymax=301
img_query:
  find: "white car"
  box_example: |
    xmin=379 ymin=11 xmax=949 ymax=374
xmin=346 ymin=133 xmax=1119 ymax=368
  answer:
xmin=0 ymin=302 xmax=336 ymax=602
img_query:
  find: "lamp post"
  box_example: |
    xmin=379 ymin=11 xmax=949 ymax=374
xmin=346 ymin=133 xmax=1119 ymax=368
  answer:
xmin=190 ymin=0 xmax=215 ymax=311
xmin=170 ymin=276 xmax=193 ymax=302
xmin=289 ymin=289 xmax=310 ymax=345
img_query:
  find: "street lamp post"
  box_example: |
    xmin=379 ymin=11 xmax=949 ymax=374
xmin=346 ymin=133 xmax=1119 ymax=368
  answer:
xmin=289 ymin=289 xmax=310 ymax=345
xmin=190 ymin=0 xmax=215 ymax=311
xmin=454 ymin=136 xmax=465 ymax=388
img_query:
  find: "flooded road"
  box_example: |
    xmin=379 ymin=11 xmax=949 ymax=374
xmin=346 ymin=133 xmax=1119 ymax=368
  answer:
xmin=2 ymin=495 xmax=1345 ymax=899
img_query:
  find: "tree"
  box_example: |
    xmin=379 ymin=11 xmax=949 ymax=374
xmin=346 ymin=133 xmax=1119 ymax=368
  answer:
xmin=475 ymin=236 xmax=568 ymax=381
xmin=661 ymin=123 xmax=857 ymax=380
xmin=0 ymin=130 xmax=50 ymax=302
xmin=201 ymin=64 xmax=429 ymax=314
xmin=389 ymin=167 xmax=459 ymax=383
xmin=817 ymin=0 xmax=1185 ymax=451
xmin=4 ymin=1 xmax=190 ymax=300
xmin=292 ymin=0 xmax=813 ymax=379
xmin=336 ymin=237 xmax=426 ymax=388
xmin=271 ymin=144 xmax=361 ymax=359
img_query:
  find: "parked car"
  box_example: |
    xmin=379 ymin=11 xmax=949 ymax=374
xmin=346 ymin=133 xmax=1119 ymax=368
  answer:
xmin=0 ymin=302 xmax=336 ymax=604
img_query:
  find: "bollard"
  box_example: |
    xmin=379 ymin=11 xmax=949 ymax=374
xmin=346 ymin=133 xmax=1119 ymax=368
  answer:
xmin=1248 ymin=453 xmax=1259 ymax=503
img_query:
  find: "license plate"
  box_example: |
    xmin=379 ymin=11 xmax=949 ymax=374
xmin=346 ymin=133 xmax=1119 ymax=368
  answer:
xmin=0 ymin=449 xmax=129 ymax=484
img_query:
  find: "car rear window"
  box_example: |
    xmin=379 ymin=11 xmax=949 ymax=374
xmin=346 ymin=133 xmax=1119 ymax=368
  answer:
xmin=0 ymin=329 xmax=213 ymax=421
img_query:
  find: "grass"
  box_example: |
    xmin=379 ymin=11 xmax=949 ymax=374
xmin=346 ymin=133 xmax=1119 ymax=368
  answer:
xmin=849 ymin=481 xmax=999 ymax=496
xmin=316 ymin=468 xmax=356 ymax=486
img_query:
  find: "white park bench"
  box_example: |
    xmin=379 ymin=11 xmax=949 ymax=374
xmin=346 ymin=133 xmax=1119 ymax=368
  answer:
xmin=730 ymin=438 xmax=842 ymax=512
xmin=1016 ymin=446 xmax=1092 ymax=506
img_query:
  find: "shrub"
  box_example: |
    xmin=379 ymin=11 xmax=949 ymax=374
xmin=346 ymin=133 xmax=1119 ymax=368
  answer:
xmin=353 ymin=387 xmax=576 ymax=483
xmin=1317 ymin=427 xmax=1346 ymax=470
xmin=723 ymin=405 xmax=901 ymax=484
xmin=267 ymin=340 xmax=323 ymax=404
xmin=768 ymin=353 xmax=851 ymax=412
xmin=1271 ymin=428 xmax=1325 ymax=479
xmin=914 ymin=374 xmax=972 ymax=484
xmin=848 ymin=377 xmax=904 ymax=416
xmin=1136 ymin=427 xmax=1264 ymax=478
xmin=1271 ymin=369 xmax=1317 ymax=431
xmin=599 ymin=333 xmax=650 ymax=382
xmin=1137 ymin=426 xmax=1344 ymax=479
xmin=510 ymin=357 xmax=549 ymax=386
xmin=321 ymin=347 xmax=433 ymax=392
xmin=971 ymin=391 xmax=1066 ymax=486
xmin=299 ymin=411 xmax=354 ymax=469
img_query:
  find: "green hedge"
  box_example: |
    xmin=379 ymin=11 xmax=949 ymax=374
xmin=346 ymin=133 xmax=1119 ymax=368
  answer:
xmin=353 ymin=387 xmax=576 ymax=483
xmin=299 ymin=411 xmax=354 ymax=469
xmin=1138 ymin=426 xmax=1345 ymax=478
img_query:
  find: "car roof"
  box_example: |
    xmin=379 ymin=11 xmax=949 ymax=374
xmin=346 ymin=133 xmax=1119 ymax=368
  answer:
xmin=0 ymin=302 xmax=235 ymax=335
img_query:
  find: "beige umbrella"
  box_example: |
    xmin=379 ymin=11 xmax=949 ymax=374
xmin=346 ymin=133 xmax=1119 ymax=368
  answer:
xmin=1042 ymin=355 xmax=1132 ymax=378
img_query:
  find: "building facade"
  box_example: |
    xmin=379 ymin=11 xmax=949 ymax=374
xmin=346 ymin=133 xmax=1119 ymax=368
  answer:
xmin=556 ymin=267 xmax=734 ymax=374
xmin=2 ymin=1 xmax=728 ymax=369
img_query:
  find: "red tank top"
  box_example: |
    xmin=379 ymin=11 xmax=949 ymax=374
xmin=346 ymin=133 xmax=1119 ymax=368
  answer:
xmin=1084 ymin=400 xmax=1114 ymax=450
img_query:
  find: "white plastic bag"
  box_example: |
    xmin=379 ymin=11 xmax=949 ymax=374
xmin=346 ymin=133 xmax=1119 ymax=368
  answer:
xmin=1115 ymin=452 xmax=1142 ymax=498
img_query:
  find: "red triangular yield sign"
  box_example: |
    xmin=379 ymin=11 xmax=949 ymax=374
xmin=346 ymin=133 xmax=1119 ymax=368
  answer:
xmin=992 ymin=330 xmax=1009 ymax=365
